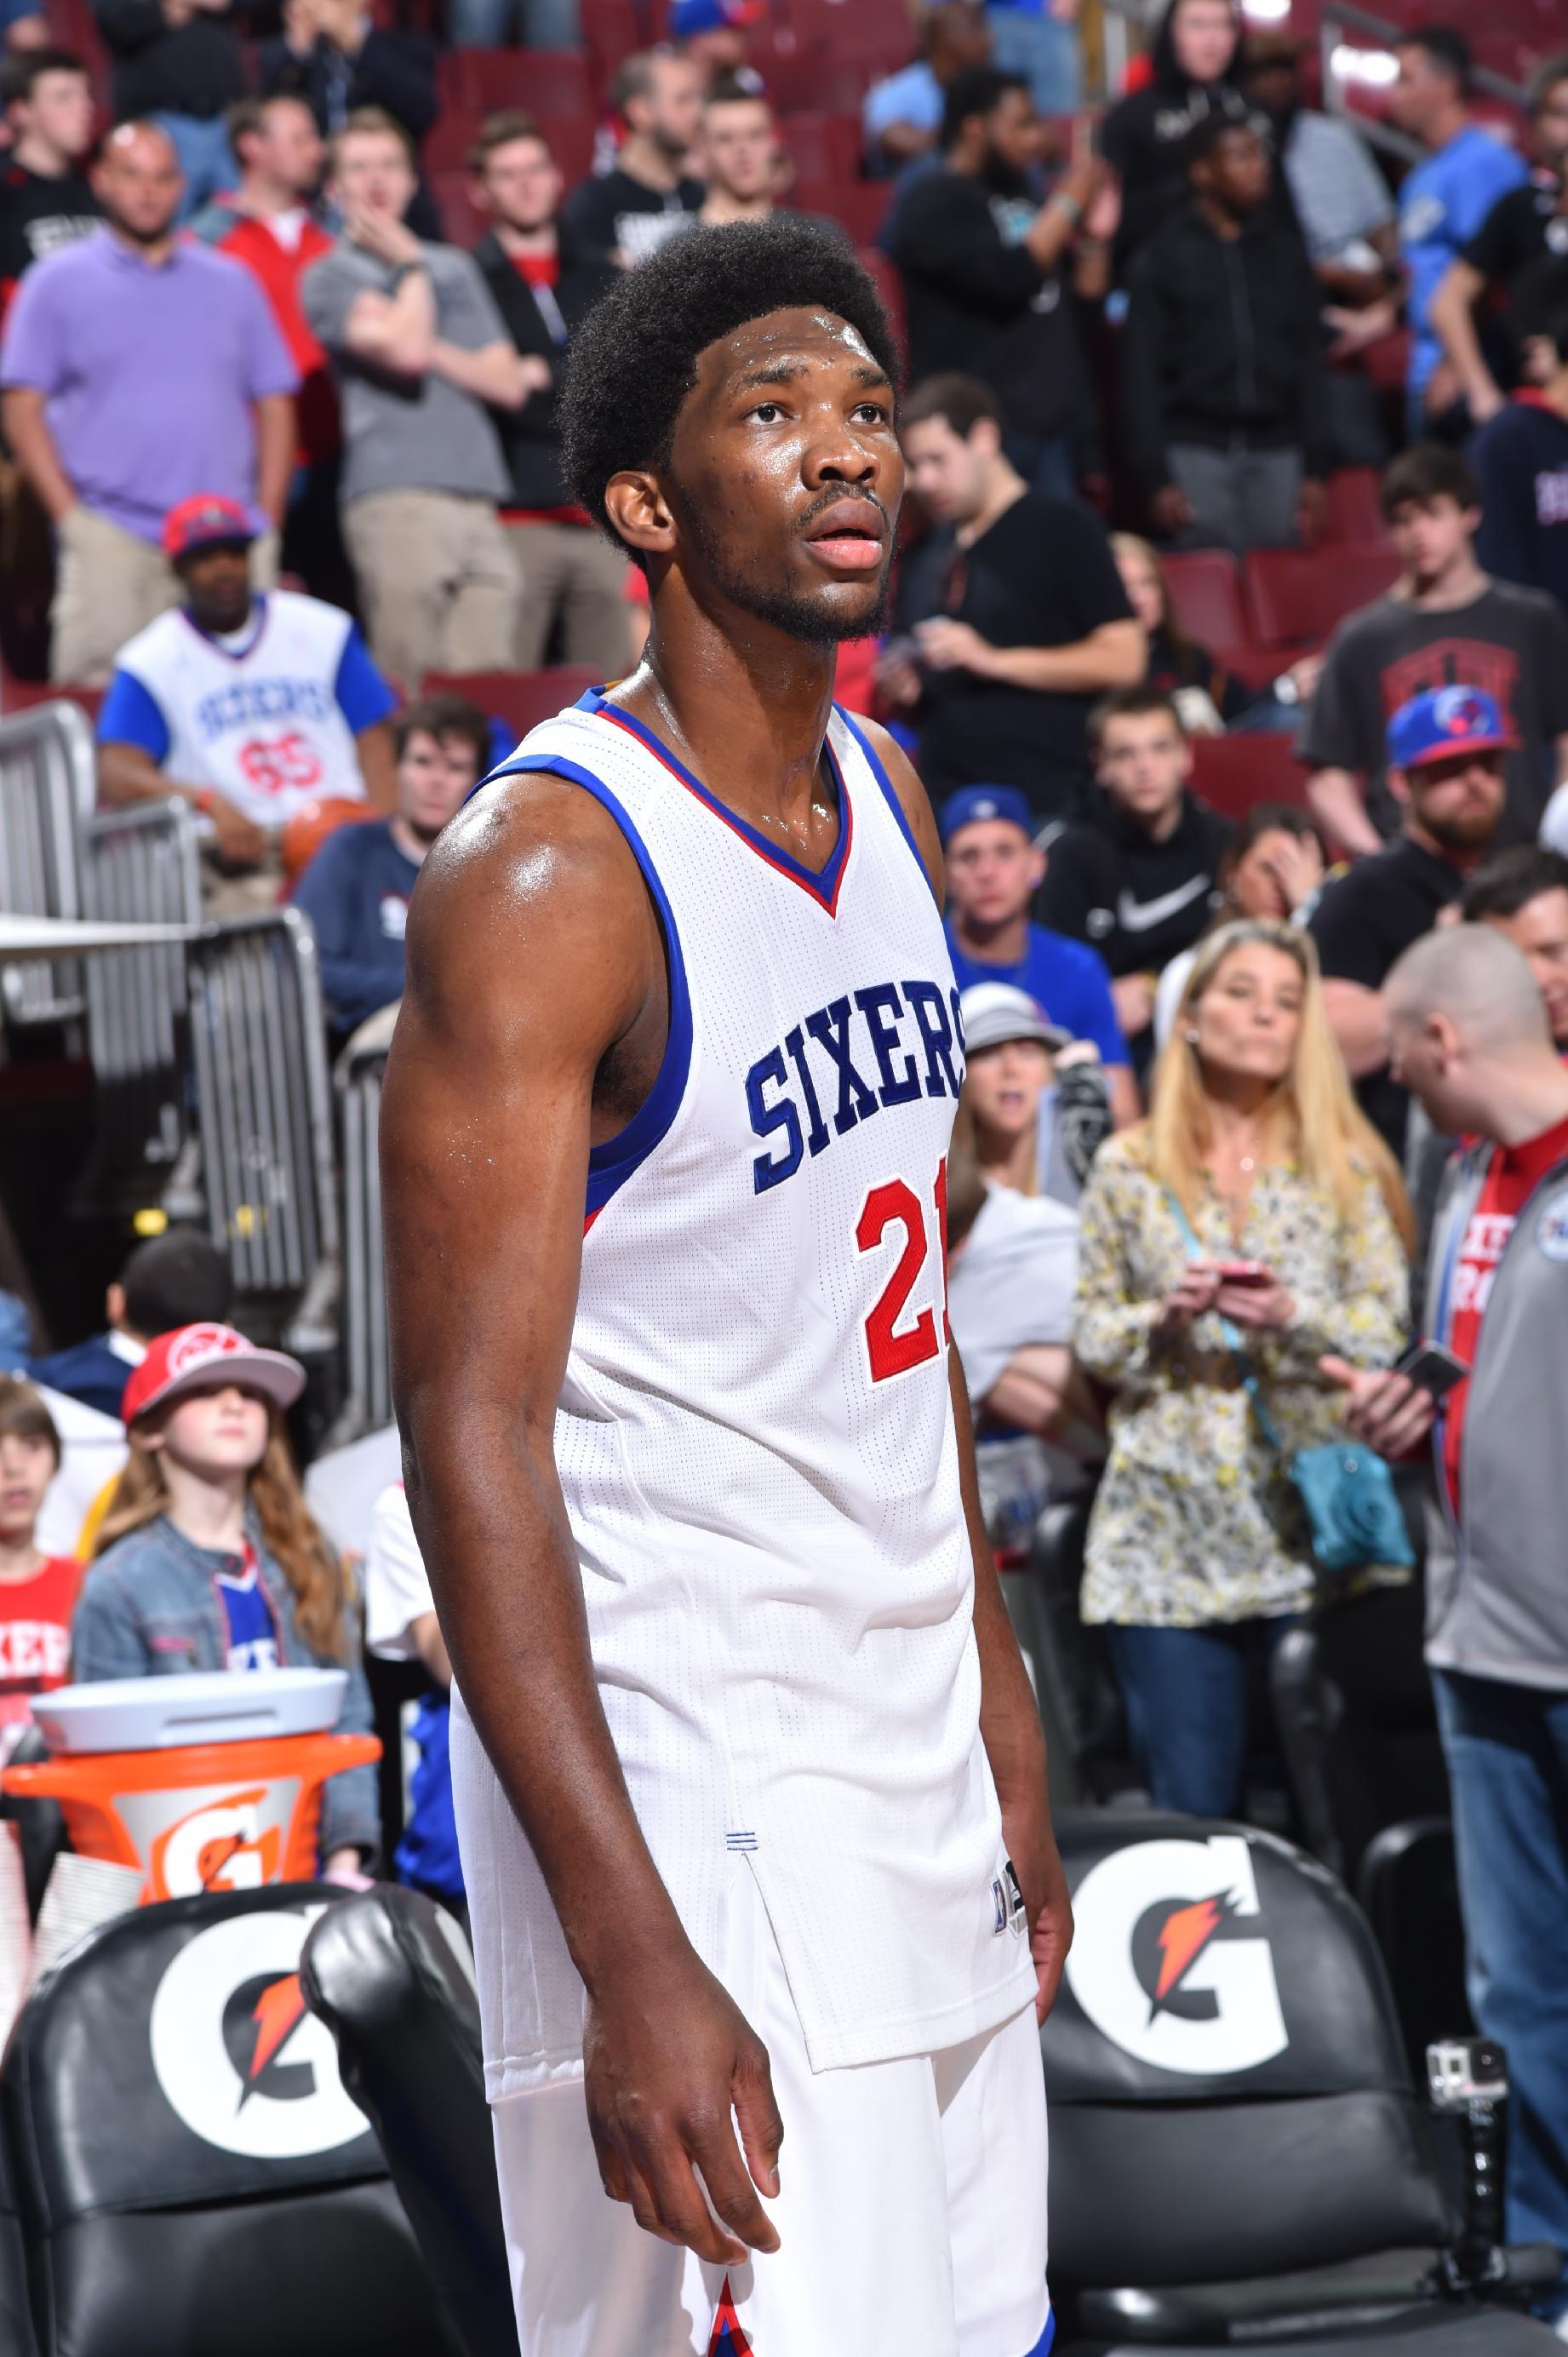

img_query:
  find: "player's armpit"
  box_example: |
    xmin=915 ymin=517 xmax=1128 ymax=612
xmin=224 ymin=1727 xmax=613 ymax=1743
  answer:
xmin=849 ymin=713 xmax=945 ymax=902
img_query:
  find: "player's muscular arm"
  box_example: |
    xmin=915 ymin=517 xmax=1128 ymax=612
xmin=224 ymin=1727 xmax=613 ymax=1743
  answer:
xmin=856 ymin=718 xmax=1073 ymax=2022
xmin=382 ymin=780 xmax=783 ymax=2266
xmin=1 ymin=387 xmax=77 ymax=523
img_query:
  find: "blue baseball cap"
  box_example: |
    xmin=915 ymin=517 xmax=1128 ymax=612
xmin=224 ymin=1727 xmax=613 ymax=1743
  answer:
xmin=670 ymin=0 xmax=763 ymax=34
xmin=1387 ymin=684 xmax=1518 ymax=772
xmin=937 ymin=784 xmax=1034 ymax=846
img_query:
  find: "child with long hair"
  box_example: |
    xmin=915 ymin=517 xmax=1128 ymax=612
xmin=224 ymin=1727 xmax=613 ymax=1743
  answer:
xmin=72 ymin=1324 xmax=379 ymax=1872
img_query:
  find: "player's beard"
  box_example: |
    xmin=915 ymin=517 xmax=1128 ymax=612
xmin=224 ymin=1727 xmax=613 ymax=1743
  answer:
xmin=679 ymin=496 xmax=893 ymax=646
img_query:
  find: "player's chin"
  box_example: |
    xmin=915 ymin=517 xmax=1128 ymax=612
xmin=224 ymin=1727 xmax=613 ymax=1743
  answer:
xmin=796 ymin=568 xmax=891 ymax=641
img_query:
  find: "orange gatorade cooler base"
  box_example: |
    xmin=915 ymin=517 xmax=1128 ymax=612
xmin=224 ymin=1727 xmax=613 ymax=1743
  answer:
xmin=2 ymin=1671 xmax=380 ymax=1906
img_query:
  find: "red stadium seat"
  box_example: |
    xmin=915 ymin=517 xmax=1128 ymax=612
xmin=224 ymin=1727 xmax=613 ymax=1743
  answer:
xmin=437 ymin=46 xmax=594 ymax=120
xmin=1322 ymin=468 xmax=1390 ymax=547
xmin=429 ymin=170 xmax=489 ymax=251
xmin=817 ymin=178 xmax=893 ymax=247
xmin=856 ymin=245 xmax=905 ymax=356
xmin=1243 ymin=543 xmax=1401 ymax=652
xmin=422 ymin=667 xmax=605 ymax=742
xmin=1187 ymin=731 xmax=1309 ymax=822
xmin=1159 ymin=551 xmax=1248 ymax=654
xmin=781 ymin=110 xmax=863 ymax=192
xmin=766 ymin=49 xmax=881 ymax=117
xmin=581 ymin=0 xmax=641 ymax=85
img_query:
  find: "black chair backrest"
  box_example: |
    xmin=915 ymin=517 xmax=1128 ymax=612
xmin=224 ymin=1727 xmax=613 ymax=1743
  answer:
xmin=1027 ymin=1501 xmax=1137 ymax=1801
xmin=1043 ymin=1812 xmax=1455 ymax=2291
xmin=0 ymin=2102 xmax=38 ymax=2357
xmin=1357 ymin=1816 xmax=1472 ymax=2079
xmin=300 ymin=1886 xmax=512 ymax=2357
xmin=1 ymin=1882 xmax=459 ymax=2357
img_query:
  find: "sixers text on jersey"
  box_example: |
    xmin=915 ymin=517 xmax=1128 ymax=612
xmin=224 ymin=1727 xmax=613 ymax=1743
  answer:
xmin=746 ymin=980 xmax=966 ymax=1192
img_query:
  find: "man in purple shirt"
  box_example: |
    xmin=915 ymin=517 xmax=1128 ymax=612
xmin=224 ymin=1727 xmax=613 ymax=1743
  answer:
xmin=0 ymin=119 xmax=297 ymax=685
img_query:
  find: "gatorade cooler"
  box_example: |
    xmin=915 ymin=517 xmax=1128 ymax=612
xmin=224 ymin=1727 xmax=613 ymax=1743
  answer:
xmin=3 ymin=1671 xmax=380 ymax=1906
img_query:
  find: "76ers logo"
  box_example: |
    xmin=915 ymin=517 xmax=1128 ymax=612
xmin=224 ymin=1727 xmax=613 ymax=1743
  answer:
xmin=1064 ymin=1834 xmax=1287 ymax=2077
xmin=149 ymin=1910 xmax=367 ymax=2159
xmin=708 ymin=2278 xmax=753 ymax=2354
xmin=166 ymin=1322 xmax=248 ymax=1379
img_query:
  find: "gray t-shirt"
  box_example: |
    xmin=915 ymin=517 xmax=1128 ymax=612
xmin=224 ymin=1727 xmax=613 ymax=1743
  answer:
xmin=301 ymin=238 xmax=510 ymax=507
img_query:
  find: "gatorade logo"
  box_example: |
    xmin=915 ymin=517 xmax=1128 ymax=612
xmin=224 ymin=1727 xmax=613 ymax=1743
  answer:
xmin=148 ymin=1910 xmax=367 ymax=2159
xmin=1063 ymin=1834 xmax=1288 ymax=2077
xmin=149 ymin=1788 xmax=282 ymax=1900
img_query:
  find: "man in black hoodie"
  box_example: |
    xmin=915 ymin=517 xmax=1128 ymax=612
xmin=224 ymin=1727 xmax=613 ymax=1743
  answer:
xmin=1473 ymin=302 xmax=1568 ymax=620
xmin=1122 ymin=114 xmax=1329 ymax=552
xmin=470 ymin=111 xmax=624 ymax=675
xmin=1036 ymin=686 xmax=1233 ymax=1061
xmin=1100 ymin=0 xmax=1252 ymax=281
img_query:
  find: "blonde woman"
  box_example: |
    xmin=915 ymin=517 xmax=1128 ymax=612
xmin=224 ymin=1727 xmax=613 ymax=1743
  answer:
xmin=1071 ymin=918 xmax=1413 ymax=1814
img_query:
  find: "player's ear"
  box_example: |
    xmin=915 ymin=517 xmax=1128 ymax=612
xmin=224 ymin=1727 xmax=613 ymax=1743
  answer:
xmin=604 ymin=470 xmax=677 ymax=561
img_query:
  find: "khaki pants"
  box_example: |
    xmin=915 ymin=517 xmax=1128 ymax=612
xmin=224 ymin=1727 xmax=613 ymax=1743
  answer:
xmin=51 ymin=508 xmax=280 ymax=688
xmin=199 ymin=840 xmax=287 ymax=917
xmin=504 ymin=518 xmax=630 ymax=678
xmin=342 ymin=488 xmax=518 ymax=690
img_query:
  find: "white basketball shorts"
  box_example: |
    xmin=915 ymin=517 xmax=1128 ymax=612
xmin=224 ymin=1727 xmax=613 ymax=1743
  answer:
xmin=490 ymin=1855 xmax=1052 ymax=2356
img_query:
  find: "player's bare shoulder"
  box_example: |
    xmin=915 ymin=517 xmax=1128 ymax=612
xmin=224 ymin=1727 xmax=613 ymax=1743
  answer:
xmin=850 ymin=714 xmax=944 ymax=899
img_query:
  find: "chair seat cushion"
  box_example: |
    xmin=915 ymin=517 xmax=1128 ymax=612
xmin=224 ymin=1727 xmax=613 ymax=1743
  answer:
xmin=1060 ymin=2303 xmax=1562 ymax=2354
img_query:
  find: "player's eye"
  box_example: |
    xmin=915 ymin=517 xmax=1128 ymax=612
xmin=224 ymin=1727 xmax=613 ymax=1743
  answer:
xmin=852 ymin=402 xmax=890 ymax=425
xmin=748 ymin=401 xmax=786 ymax=423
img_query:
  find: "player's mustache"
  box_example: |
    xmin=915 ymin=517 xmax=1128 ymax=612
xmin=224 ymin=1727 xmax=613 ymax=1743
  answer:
xmin=794 ymin=489 xmax=888 ymax=539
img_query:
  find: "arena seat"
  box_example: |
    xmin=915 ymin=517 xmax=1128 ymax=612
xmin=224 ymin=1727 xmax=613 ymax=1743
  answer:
xmin=1024 ymin=1501 xmax=1139 ymax=1806
xmin=1358 ymin=1817 xmax=1473 ymax=2081
xmin=430 ymin=170 xmax=488 ymax=252
xmin=422 ymin=665 xmax=604 ymax=743
xmin=1323 ymin=468 xmax=1391 ymax=547
xmin=1045 ymin=1811 xmax=1562 ymax=2353
xmin=0 ymin=2124 xmax=37 ymax=2357
xmin=1159 ymin=550 xmax=1249 ymax=656
xmin=1187 ymin=731 xmax=1310 ymax=821
xmin=300 ymin=1887 xmax=512 ymax=2357
xmin=436 ymin=44 xmax=593 ymax=119
xmin=0 ymin=1884 xmax=461 ymax=2357
xmin=856 ymin=245 xmax=906 ymax=351
xmin=1243 ymin=544 xmax=1402 ymax=653
xmin=581 ymin=0 xmax=641 ymax=83
xmin=781 ymin=110 xmax=863 ymax=193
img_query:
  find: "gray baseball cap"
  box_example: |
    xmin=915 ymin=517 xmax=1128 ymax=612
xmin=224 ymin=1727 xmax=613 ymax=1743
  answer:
xmin=959 ymin=981 xmax=1071 ymax=1057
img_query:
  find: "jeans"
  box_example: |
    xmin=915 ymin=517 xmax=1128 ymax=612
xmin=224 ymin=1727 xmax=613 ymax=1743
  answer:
xmin=1432 ymin=1667 xmax=1568 ymax=2287
xmin=1168 ymin=442 xmax=1302 ymax=555
xmin=1107 ymin=1617 xmax=1298 ymax=1815
xmin=987 ymin=5 xmax=1081 ymax=112
xmin=449 ymin=0 xmax=579 ymax=43
xmin=152 ymin=110 xmax=234 ymax=219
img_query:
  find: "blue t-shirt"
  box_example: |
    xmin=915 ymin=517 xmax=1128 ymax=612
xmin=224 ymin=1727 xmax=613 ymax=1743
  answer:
xmin=291 ymin=817 xmax=421 ymax=1035
xmin=217 ymin=1547 xmax=278 ymax=1673
xmin=947 ymin=921 xmax=1130 ymax=1067
xmin=863 ymin=59 xmax=943 ymax=146
xmin=394 ymin=1693 xmax=464 ymax=1901
xmin=1400 ymin=125 xmax=1527 ymax=393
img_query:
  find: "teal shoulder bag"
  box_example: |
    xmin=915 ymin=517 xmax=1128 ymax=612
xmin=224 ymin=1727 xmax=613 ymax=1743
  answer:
xmin=1165 ymin=1194 xmax=1414 ymax=1575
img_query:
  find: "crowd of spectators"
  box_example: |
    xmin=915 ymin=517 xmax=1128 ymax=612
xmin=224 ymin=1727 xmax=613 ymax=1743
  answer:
xmin=9 ymin=0 xmax=1568 ymax=2303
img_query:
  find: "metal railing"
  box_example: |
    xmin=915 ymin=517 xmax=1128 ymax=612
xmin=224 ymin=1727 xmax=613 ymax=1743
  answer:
xmin=186 ymin=911 xmax=340 ymax=1310
xmin=80 ymin=799 xmax=203 ymax=1191
xmin=0 ymin=700 xmax=95 ymax=1025
xmin=339 ymin=1041 xmax=391 ymax=1437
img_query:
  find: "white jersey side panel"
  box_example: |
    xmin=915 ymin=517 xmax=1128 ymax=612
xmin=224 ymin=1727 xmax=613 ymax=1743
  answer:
xmin=450 ymin=693 xmax=1034 ymax=2095
xmin=116 ymin=590 xmax=369 ymax=827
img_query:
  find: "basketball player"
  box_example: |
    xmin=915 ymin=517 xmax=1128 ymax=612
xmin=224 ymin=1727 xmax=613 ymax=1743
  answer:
xmin=381 ymin=216 xmax=1068 ymax=2357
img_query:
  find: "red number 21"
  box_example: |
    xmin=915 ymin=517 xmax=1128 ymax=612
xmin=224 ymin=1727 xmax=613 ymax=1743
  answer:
xmin=856 ymin=1160 xmax=950 ymax=1384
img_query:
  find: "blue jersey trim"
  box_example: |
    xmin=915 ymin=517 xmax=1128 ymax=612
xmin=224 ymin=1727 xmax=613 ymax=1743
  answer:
xmin=582 ymin=686 xmax=853 ymax=913
xmin=493 ymin=751 xmax=693 ymax=1223
xmin=1022 ymin=2305 xmax=1055 ymax=2356
xmin=333 ymin=621 xmax=397 ymax=734
xmin=96 ymin=668 xmax=171 ymax=761
xmin=836 ymin=706 xmax=934 ymax=901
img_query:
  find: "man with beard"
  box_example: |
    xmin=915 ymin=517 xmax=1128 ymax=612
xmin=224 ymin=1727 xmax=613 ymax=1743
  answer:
xmin=96 ymin=491 xmax=397 ymax=911
xmin=889 ymin=64 xmax=1108 ymax=502
xmin=1310 ymin=683 xmax=1508 ymax=1156
xmin=0 ymin=120 xmax=297 ymax=685
xmin=562 ymin=47 xmax=704 ymax=268
xmin=381 ymin=215 xmax=1068 ymax=2357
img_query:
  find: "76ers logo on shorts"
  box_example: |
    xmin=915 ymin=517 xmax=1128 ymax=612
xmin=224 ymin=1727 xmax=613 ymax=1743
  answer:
xmin=1064 ymin=1834 xmax=1287 ymax=2076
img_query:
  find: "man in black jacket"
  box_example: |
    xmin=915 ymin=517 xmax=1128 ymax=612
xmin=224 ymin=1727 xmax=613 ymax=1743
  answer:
xmin=888 ymin=64 xmax=1107 ymax=502
xmin=470 ymin=112 xmax=623 ymax=676
xmin=1123 ymin=114 xmax=1328 ymax=553
xmin=1100 ymin=0 xmax=1253 ymax=281
xmin=93 ymin=0 xmax=244 ymax=215
xmin=260 ymin=0 xmax=437 ymax=232
xmin=1036 ymin=685 xmax=1233 ymax=1064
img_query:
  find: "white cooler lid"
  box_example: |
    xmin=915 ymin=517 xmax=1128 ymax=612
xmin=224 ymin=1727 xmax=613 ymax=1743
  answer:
xmin=31 ymin=1668 xmax=348 ymax=1755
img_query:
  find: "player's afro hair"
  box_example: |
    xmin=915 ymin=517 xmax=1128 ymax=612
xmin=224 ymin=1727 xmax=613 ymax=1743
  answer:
xmin=559 ymin=216 xmax=901 ymax=552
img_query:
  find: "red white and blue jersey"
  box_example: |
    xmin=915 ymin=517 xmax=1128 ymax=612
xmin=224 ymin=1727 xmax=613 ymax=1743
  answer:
xmin=450 ymin=688 xmax=1034 ymax=2097
xmin=96 ymin=589 xmax=394 ymax=831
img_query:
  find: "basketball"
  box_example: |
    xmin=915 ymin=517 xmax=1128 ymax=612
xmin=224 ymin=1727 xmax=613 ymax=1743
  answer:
xmin=280 ymin=795 xmax=376 ymax=884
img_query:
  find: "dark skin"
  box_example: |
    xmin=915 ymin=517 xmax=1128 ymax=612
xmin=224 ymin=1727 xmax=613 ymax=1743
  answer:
xmin=382 ymin=303 xmax=1072 ymax=2268
xmin=96 ymin=541 xmax=398 ymax=863
xmin=1149 ymin=127 xmax=1327 ymax=548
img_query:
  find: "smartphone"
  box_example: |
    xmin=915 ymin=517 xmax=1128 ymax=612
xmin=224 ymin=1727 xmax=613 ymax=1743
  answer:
xmin=1393 ymin=1339 xmax=1469 ymax=1400
xmin=1216 ymin=1261 xmax=1273 ymax=1287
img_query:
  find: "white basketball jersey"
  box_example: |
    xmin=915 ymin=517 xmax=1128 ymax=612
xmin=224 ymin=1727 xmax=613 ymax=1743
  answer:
xmin=450 ymin=690 xmax=1034 ymax=2099
xmin=113 ymin=591 xmax=370 ymax=829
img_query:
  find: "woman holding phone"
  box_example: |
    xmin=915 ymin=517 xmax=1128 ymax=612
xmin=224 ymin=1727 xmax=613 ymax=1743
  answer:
xmin=1071 ymin=918 xmax=1414 ymax=1813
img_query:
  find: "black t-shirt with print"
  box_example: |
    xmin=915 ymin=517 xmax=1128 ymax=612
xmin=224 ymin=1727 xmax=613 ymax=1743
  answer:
xmin=1298 ymin=582 xmax=1568 ymax=844
xmin=893 ymin=490 xmax=1135 ymax=817
xmin=559 ymin=167 xmax=703 ymax=267
xmin=0 ymin=162 xmax=100 ymax=305
xmin=1461 ymin=174 xmax=1568 ymax=376
xmin=1308 ymin=834 xmax=1464 ymax=1154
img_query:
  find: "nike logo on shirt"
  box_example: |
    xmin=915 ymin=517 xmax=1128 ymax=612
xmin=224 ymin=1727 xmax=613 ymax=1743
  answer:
xmin=1115 ymin=875 xmax=1212 ymax=933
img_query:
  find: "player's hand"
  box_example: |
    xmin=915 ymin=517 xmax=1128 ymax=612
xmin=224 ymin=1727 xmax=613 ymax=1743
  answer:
xmin=1149 ymin=483 xmax=1193 ymax=538
xmin=996 ymin=1772 xmax=1073 ymax=2023
xmin=1319 ymin=1354 xmax=1436 ymax=1460
xmin=583 ymin=1945 xmax=783 ymax=2265
xmin=913 ymin=616 xmax=993 ymax=676
xmin=204 ymin=794 xmax=269 ymax=869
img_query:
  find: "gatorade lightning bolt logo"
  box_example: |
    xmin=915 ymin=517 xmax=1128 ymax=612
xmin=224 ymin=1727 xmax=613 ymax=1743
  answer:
xmin=707 ymin=2278 xmax=754 ymax=2354
xmin=243 ymin=1972 xmax=307 ymax=2102
xmin=1149 ymin=1892 xmax=1240 ymax=2019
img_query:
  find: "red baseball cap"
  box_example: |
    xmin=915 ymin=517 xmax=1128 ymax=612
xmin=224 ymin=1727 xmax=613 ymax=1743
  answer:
xmin=122 ymin=1323 xmax=306 ymax=1426
xmin=161 ymin=493 xmax=255 ymax=562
